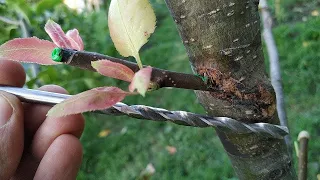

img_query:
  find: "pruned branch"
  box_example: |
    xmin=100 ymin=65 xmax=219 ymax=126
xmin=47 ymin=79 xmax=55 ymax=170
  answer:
xmin=298 ymin=131 xmax=310 ymax=180
xmin=60 ymin=48 xmax=213 ymax=92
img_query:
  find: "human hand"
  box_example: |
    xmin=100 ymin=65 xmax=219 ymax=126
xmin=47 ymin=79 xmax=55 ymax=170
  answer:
xmin=0 ymin=60 xmax=85 ymax=180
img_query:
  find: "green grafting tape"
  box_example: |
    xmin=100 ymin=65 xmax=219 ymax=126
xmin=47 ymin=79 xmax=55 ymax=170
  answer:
xmin=51 ymin=48 xmax=62 ymax=62
xmin=195 ymin=74 xmax=208 ymax=83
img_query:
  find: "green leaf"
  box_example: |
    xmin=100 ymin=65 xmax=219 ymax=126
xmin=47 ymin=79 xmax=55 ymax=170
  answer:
xmin=35 ymin=0 xmax=62 ymax=14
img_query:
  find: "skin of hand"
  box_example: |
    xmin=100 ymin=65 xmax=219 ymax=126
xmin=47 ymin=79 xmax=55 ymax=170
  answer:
xmin=0 ymin=60 xmax=85 ymax=180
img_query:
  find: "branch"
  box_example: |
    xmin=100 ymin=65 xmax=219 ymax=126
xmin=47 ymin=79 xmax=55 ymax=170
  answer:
xmin=59 ymin=48 xmax=213 ymax=92
xmin=18 ymin=14 xmax=30 ymax=38
xmin=0 ymin=16 xmax=19 ymax=25
xmin=260 ymin=0 xmax=291 ymax=149
xmin=298 ymin=131 xmax=310 ymax=180
xmin=17 ymin=13 xmax=40 ymax=80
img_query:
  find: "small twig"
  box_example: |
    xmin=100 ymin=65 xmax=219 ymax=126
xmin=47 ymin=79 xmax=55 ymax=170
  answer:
xmin=298 ymin=131 xmax=310 ymax=180
xmin=294 ymin=141 xmax=299 ymax=157
xmin=60 ymin=48 xmax=213 ymax=92
xmin=259 ymin=0 xmax=291 ymax=150
xmin=18 ymin=15 xmax=30 ymax=38
xmin=275 ymin=0 xmax=281 ymax=20
xmin=17 ymin=13 xmax=40 ymax=79
xmin=0 ymin=16 xmax=19 ymax=25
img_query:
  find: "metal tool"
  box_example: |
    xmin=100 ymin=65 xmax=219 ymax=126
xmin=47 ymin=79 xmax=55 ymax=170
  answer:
xmin=0 ymin=86 xmax=288 ymax=139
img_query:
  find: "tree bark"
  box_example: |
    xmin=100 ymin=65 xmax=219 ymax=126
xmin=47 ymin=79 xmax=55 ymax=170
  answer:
xmin=164 ymin=0 xmax=296 ymax=179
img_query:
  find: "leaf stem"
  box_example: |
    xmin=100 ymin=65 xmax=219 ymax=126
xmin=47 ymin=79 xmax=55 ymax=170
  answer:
xmin=135 ymin=53 xmax=143 ymax=69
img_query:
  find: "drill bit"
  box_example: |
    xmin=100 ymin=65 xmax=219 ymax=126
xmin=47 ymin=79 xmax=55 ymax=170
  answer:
xmin=0 ymin=86 xmax=288 ymax=139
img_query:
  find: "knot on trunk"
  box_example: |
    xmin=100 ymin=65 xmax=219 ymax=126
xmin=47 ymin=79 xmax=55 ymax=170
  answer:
xmin=197 ymin=67 xmax=276 ymax=122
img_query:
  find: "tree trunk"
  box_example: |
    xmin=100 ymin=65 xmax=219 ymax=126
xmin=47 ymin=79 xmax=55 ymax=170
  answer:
xmin=164 ymin=0 xmax=296 ymax=179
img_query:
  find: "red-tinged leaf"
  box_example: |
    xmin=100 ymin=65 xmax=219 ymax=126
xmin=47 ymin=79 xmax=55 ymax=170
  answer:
xmin=0 ymin=37 xmax=59 ymax=65
xmin=92 ymin=60 xmax=135 ymax=82
xmin=66 ymin=29 xmax=84 ymax=51
xmin=45 ymin=19 xmax=72 ymax=49
xmin=47 ymin=87 xmax=128 ymax=117
xmin=129 ymin=66 xmax=152 ymax=96
xmin=166 ymin=146 xmax=177 ymax=155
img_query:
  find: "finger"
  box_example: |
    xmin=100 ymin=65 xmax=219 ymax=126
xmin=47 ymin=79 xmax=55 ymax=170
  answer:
xmin=0 ymin=60 xmax=25 ymax=87
xmin=23 ymin=85 xmax=69 ymax=137
xmin=0 ymin=92 xmax=24 ymax=180
xmin=31 ymin=112 xmax=84 ymax=161
xmin=10 ymin=152 xmax=39 ymax=180
xmin=12 ymin=86 xmax=84 ymax=179
xmin=34 ymin=134 xmax=82 ymax=180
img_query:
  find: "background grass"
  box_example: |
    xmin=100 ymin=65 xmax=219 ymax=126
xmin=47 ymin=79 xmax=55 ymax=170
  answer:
xmin=1 ymin=0 xmax=319 ymax=179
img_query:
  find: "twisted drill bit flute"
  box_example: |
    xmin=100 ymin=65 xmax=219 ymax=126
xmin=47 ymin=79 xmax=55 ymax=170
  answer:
xmin=0 ymin=86 xmax=288 ymax=139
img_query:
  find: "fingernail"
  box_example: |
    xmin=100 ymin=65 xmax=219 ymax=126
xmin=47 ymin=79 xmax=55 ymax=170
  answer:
xmin=0 ymin=93 xmax=13 ymax=127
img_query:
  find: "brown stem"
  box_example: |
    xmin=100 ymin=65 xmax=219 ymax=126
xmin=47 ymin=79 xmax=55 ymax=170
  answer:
xmin=298 ymin=131 xmax=310 ymax=180
xmin=60 ymin=48 xmax=213 ymax=92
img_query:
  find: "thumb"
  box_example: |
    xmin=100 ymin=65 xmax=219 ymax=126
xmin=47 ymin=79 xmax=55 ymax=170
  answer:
xmin=0 ymin=91 xmax=24 ymax=180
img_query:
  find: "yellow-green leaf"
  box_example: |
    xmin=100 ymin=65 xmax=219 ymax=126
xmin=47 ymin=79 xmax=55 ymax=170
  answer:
xmin=98 ymin=129 xmax=111 ymax=138
xmin=108 ymin=0 xmax=156 ymax=69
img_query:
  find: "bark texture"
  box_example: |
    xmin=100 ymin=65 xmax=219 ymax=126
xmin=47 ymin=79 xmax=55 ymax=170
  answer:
xmin=164 ymin=0 xmax=296 ymax=179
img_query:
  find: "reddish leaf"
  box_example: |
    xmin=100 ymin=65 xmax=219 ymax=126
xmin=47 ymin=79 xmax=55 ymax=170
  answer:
xmin=47 ymin=87 xmax=128 ymax=117
xmin=166 ymin=146 xmax=177 ymax=155
xmin=0 ymin=37 xmax=59 ymax=65
xmin=66 ymin=29 xmax=84 ymax=51
xmin=45 ymin=19 xmax=72 ymax=49
xmin=129 ymin=66 xmax=152 ymax=96
xmin=91 ymin=59 xmax=135 ymax=82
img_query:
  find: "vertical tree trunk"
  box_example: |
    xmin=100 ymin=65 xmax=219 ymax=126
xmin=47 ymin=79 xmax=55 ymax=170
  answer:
xmin=164 ymin=0 xmax=296 ymax=179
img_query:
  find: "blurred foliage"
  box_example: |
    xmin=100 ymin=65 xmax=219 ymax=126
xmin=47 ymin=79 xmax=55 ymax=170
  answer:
xmin=267 ymin=0 xmax=320 ymax=23
xmin=0 ymin=0 xmax=319 ymax=179
xmin=273 ymin=17 xmax=320 ymax=178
